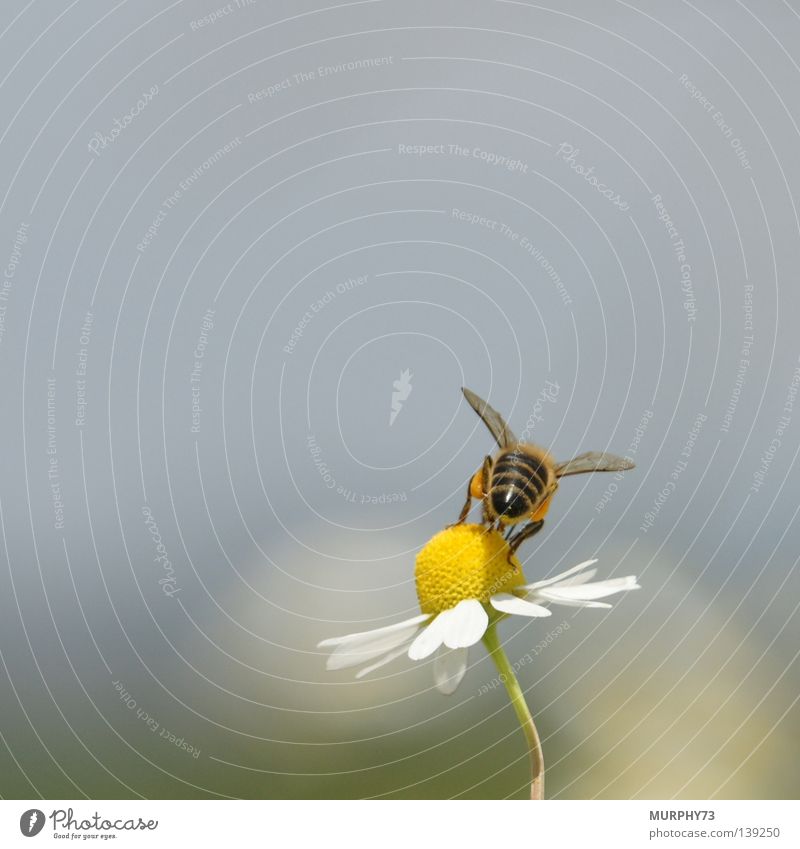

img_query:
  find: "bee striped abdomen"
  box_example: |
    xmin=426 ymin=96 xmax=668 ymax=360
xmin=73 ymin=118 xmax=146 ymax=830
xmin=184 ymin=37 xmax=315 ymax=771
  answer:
xmin=489 ymin=450 xmax=550 ymax=521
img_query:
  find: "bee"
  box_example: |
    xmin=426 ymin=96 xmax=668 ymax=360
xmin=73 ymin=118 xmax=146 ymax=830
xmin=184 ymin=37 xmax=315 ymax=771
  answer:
xmin=456 ymin=387 xmax=635 ymax=554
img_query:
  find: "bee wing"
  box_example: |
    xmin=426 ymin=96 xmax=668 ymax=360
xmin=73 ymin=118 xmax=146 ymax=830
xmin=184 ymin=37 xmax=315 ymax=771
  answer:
xmin=555 ymin=451 xmax=635 ymax=477
xmin=461 ymin=387 xmax=517 ymax=448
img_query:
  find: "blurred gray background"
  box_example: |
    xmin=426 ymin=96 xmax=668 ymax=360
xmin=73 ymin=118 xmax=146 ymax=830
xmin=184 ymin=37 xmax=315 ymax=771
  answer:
xmin=0 ymin=0 xmax=798 ymax=799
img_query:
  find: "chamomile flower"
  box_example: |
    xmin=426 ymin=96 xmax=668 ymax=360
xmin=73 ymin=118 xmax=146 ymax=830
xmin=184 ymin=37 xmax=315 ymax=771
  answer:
xmin=318 ymin=524 xmax=639 ymax=695
xmin=319 ymin=523 xmax=639 ymax=799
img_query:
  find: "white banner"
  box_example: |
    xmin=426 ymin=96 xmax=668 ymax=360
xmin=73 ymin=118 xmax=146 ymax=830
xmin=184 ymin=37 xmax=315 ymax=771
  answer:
xmin=2 ymin=800 xmax=797 ymax=848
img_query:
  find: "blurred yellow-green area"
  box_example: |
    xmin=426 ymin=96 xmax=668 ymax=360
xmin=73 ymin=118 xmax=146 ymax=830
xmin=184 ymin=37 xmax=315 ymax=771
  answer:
xmin=3 ymin=526 xmax=796 ymax=799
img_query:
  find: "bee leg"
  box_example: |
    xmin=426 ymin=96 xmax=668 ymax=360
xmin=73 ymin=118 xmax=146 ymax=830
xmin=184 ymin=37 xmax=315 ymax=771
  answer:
xmin=453 ymin=455 xmax=493 ymax=526
xmin=482 ymin=455 xmax=492 ymax=487
xmin=451 ymin=485 xmax=473 ymax=527
xmin=477 ymin=455 xmax=494 ymax=527
xmin=487 ymin=514 xmax=503 ymax=534
xmin=507 ymin=520 xmax=545 ymax=559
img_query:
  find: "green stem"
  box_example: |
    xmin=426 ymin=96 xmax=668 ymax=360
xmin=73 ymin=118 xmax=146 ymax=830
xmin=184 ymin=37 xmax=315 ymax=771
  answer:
xmin=483 ymin=621 xmax=544 ymax=800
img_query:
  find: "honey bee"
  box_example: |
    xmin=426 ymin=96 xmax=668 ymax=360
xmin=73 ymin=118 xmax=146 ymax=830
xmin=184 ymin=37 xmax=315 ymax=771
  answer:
xmin=457 ymin=387 xmax=634 ymax=553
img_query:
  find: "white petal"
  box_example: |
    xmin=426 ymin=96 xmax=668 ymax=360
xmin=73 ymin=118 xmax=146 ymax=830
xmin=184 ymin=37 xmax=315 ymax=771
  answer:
xmin=318 ymin=613 xmax=430 ymax=648
xmin=433 ymin=646 xmax=468 ymax=695
xmin=490 ymin=593 xmax=552 ymax=618
xmin=553 ymin=567 xmax=597 ymax=587
xmin=533 ymin=590 xmax=612 ymax=608
xmin=355 ymin=646 xmax=410 ymax=679
xmin=327 ymin=640 xmax=408 ymax=671
xmin=408 ymin=599 xmax=489 ymax=660
xmin=441 ymin=599 xmax=489 ymax=649
xmin=324 ymin=616 xmax=430 ymax=671
xmin=408 ymin=612 xmax=451 ymax=660
xmin=543 ymin=575 xmax=640 ymax=601
xmin=521 ymin=559 xmax=599 ymax=590
xmin=517 ymin=566 xmax=600 ymax=605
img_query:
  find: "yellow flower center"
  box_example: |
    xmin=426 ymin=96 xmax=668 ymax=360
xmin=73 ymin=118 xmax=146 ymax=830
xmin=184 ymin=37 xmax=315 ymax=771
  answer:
xmin=414 ymin=524 xmax=526 ymax=614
